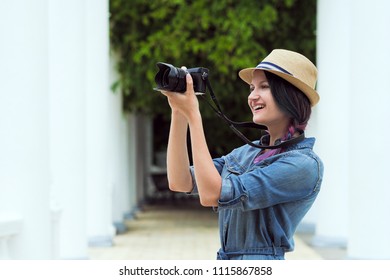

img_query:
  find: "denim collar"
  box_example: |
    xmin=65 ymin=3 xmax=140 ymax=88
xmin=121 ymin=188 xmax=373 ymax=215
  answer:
xmin=284 ymin=137 xmax=315 ymax=151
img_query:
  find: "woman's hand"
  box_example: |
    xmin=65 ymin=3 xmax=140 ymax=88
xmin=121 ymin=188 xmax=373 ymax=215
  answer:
xmin=160 ymin=68 xmax=200 ymax=121
xmin=160 ymin=68 xmax=221 ymax=206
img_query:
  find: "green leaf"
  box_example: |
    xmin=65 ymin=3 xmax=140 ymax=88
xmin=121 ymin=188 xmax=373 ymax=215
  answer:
xmin=109 ymin=0 xmax=317 ymax=156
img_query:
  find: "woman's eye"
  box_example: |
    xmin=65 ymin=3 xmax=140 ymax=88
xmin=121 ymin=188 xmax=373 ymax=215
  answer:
xmin=249 ymin=86 xmax=254 ymax=93
xmin=261 ymin=84 xmax=269 ymax=89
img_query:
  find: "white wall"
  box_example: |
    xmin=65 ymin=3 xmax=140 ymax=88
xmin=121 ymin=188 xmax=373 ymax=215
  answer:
xmin=0 ymin=0 xmax=52 ymax=259
xmin=316 ymin=0 xmax=390 ymax=259
xmin=84 ymin=0 xmax=115 ymax=247
xmin=347 ymin=0 xmax=390 ymax=259
xmin=314 ymin=0 xmax=350 ymax=247
xmin=49 ymin=0 xmax=88 ymax=259
xmin=0 ymin=0 xmax=140 ymax=259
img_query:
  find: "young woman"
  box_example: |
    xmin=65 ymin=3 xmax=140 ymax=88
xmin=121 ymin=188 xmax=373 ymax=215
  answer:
xmin=160 ymin=49 xmax=324 ymax=260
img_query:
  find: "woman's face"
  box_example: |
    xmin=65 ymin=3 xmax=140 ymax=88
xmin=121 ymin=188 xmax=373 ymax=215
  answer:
xmin=248 ymin=70 xmax=289 ymax=130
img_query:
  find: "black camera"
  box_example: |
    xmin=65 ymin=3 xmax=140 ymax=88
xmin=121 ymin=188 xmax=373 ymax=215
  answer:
xmin=154 ymin=62 xmax=209 ymax=94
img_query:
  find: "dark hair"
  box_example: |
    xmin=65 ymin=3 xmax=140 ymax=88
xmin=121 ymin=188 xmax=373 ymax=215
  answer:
xmin=264 ymin=71 xmax=311 ymax=131
xmin=253 ymin=71 xmax=312 ymax=162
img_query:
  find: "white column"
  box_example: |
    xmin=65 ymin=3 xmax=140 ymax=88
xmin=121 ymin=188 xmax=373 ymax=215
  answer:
xmin=144 ymin=114 xmax=156 ymax=200
xmin=0 ymin=0 xmax=52 ymax=259
xmin=85 ymin=0 xmax=115 ymax=246
xmin=136 ymin=115 xmax=149 ymax=205
xmin=347 ymin=0 xmax=390 ymax=259
xmin=109 ymin=55 xmax=131 ymax=233
xmin=127 ymin=114 xmax=140 ymax=213
xmin=48 ymin=0 xmax=87 ymax=259
xmin=313 ymin=0 xmax=350 ymax=247
xmin=126 ymin=114 xmax=151 ymax=210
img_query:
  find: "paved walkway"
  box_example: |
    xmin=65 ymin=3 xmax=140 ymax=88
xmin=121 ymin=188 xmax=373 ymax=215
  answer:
xmin=88 ymin=197 xmax=344 ymax=260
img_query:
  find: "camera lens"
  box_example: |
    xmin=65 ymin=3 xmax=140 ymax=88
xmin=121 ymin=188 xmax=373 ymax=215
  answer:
xmin=161 ymin=68 xmax=171 ymax=88
xmin=155 ymin=63 xmax=177 ymax=90
xmin=155 ymin=62 xmax=185 ymax=92
xmin=155 ymin=62 xmax=208 ymax=93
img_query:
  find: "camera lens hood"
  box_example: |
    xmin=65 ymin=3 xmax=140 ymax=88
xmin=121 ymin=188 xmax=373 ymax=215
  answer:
xmin=154 ymin=62 xmax=187 ymax=93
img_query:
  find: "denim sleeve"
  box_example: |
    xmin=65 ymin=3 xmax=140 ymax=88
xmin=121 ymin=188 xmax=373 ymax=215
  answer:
xmin=188 ymin=157 xmax=225 ymax=195
xmin=218 ymin=152 xmax=323 ymax=211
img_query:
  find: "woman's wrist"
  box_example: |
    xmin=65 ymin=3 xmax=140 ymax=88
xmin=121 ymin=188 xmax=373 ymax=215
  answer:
xmin=186 ymin=110 xmax=202 ymax=126
xmin=171 ymin=110 xmax=189 ymax=127
xmin=171 ymin=107 xmax=201 ymax=124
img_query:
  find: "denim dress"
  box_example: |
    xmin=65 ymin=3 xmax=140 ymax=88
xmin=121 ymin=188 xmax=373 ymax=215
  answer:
xmin=189 ymin=137 xmax=324 ymax=260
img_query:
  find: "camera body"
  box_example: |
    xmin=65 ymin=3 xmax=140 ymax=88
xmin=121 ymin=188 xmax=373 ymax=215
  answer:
xmin=154 ymin=62 xmax=209 ymax=94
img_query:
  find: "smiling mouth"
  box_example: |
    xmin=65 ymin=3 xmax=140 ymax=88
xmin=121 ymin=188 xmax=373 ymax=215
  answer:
xmin=253 ymin=105 xmax=265 ymax=112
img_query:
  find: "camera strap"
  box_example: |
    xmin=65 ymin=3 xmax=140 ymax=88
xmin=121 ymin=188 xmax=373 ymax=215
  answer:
xmin=201 ymin=78 xmax=305 ymax=150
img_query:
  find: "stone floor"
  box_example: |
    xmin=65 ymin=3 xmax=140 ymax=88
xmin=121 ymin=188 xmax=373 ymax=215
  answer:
xmin=88 ymin=197 xmax=345 ymax=260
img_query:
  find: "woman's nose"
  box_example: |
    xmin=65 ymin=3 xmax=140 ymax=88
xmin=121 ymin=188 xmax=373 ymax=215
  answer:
xmin=248 ymin=90 xmax=260 ymax=100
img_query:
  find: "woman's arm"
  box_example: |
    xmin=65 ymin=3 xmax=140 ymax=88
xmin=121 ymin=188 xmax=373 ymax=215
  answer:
xmin=186 ymin=110 xmax=222 ymax=206
xmin=161 ymin=73 xmax=221 ymax=206
xmin=166 ymin=110 xmax=193 ymax=192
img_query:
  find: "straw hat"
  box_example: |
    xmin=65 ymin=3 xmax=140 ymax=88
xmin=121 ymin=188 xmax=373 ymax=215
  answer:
xmin=239 ymin=49 xmax=319 ymax=106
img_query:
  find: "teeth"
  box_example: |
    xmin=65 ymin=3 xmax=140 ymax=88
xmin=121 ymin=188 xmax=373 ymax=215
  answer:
xmin=254 ymin=105 xmax=264 ymax=110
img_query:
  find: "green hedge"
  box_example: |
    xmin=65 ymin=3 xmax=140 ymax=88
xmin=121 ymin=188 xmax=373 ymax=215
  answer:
xmin=109 ymin=0 xmax=317 ymax=158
